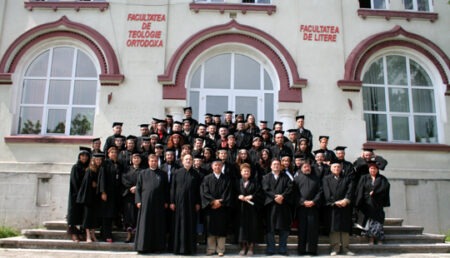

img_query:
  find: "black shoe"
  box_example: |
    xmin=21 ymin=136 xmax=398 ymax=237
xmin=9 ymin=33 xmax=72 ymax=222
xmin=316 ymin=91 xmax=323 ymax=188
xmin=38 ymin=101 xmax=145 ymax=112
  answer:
xmin=279 ymin=251 xmax=289 ymax=256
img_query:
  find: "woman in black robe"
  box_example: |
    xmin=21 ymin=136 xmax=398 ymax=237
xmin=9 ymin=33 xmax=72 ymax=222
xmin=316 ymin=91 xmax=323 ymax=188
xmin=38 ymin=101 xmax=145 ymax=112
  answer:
xmin=356 ymin=160 xmax=390 ymax=245
xmin=170 ymin=154 xmax=202 ymax=255
xmin=121 ymin=152 xmax=142 ymax=243
xmin=235 ymin=163 xmax=263 ymax=256
xmin=67 ymin=147 xmax=90 ymax=242
xmin=77 ymin=152 xmax=104 ymax=242
xmin=135 ymin=154 xmax=169 ymax=253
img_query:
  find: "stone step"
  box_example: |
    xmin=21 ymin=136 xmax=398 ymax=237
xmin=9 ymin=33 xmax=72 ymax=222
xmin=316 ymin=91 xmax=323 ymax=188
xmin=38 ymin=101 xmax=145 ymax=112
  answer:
xmin=1 ymin=237 xmax=450 ymax=254
xmin=24 ymin=229 xmax=445 ymax=245
xmin=383 ymin=225 xmax=424 ymax=235
xmin=42 ymin=218 xmax=408 ymax=231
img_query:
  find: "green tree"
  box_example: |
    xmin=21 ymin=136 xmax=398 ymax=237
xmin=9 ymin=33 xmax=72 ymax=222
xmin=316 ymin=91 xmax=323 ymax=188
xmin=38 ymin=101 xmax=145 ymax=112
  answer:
xmin=20 ymin=120 xmax=41 ymax=134
xmin=70 ymin=114 xmax=92 ymax=135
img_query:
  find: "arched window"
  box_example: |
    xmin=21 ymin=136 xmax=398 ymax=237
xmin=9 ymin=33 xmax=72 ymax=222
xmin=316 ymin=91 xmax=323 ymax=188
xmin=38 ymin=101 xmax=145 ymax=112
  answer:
xmin=362 ymin=54 xmax=438 ymax=143
xmin=17 ymin=46 xmax=98 ymax=136
xmin=188 ymin=52 xmax=276 ymax=125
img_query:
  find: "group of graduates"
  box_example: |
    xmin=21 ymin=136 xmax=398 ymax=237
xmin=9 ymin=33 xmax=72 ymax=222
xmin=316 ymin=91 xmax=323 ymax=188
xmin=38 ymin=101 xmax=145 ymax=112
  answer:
xmin=67 ymin=107 xmax=391 ymax=256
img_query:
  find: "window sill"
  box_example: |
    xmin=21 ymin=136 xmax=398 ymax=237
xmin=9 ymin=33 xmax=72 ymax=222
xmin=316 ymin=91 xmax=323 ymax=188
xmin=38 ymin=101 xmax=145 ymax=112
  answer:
xmin=357 ymin=9 xmax=438 ymax=22
xmin=24 ymin=1 xmax=109 ymax=12
xmin=363 ymin=142 xmax=450 ymax=152
xmin=189 ymin=3 xmax=276 ymax=15
xmin=4 ymin=135 xmax=94 ymax=144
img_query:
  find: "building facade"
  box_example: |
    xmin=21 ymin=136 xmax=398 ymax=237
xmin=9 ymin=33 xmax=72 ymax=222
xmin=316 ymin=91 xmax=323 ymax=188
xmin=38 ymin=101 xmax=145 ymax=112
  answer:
xmin=0 ymin=0 xmax=449 ymax=234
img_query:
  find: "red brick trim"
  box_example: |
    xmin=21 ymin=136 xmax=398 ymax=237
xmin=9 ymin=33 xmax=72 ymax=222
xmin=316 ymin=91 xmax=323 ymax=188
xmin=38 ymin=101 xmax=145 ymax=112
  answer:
xmin=4 ymin=135 xmax=94 ymax=144
xmin=158 ymin=20 xmax=307 ymax=102
xmin=24 ymin=1 xmax=109 ymax=12
xmin=189 ymin=3 xmax=276 ymax=15
xmin=338 ymin=26 xmax=450 ymax=94
xmin=363 ymin=142 xmax=450 ymax=152
xmin=357 ymin=9 xmax=438 ymax=22
xmin=0 ymin=16 xmax=123 ymax=86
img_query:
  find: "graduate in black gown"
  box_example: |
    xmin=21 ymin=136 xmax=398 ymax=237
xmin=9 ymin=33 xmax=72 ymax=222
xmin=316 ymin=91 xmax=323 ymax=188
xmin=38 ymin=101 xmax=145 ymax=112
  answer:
xmin=77 ymin=152 xmax=104 ymax=242
xmin=67 ymin=147 xmax=90 ymax=242
xmin=262 ymin=158 xmax=293 ymax=256
xmin=121 ymin=152 xmax=142 ymax=243
xmin=293 ymin=161 xmax=323 ymax=256
xmin=103 ymin=122 xmax=124 ymax=153
xmin=322 ymin=162 xmax=354 ymax=256
xmin=200 ymin=159 xmax=232 ymax=256
xmin=98 ymin=146 xmax=123 ymax=242
xmin=170 ymin=154 xmax=202 ymax=255
xmin=235 ymin=163 xmax=263 ymax=256
xmin=355 ymin=161 xmax=390 ymax=245
xmin=135 ymin=154 xmax=169 ymax=253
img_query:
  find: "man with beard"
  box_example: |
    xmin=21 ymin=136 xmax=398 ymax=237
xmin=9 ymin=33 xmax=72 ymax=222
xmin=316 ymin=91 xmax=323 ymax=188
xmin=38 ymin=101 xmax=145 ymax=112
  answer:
xmin=170 ymin=154 xmax=202 ymax=255
xmin=103 ymin=122 xmax=124 ymax=153
xmin=293 ymin=161 xmax=322 ymax=256
xmin=135 ymin=154 xmax=169 ymax=253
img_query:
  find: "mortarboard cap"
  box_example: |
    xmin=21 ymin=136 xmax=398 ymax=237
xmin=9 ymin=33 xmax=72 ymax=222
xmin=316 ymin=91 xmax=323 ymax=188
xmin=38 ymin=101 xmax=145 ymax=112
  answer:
xmin=319 ymin=135 xmax=329 ymax=141
xmin=92 ymin=137 xmax=101 ymax=143
xmin=260 ymin=120 xmax=268 ymax=124
xmin=126 ymin=135 xmax=137 ymax=141
xmin=363 ymin=148 xmax=375 ymax=152
xmin=183 ymin=107 xmax=192 ymax=112
xmin=273 ymin=121 xmax=283 ymax=126
xmin=173 ymin=121 xmax=182 ymax=125
xmin=287 ymin=129 xmax=297 ymax=133
xmin=142 ymin=136 xmax=150 ymax=142
xmin=334 ymin=146 xmax=347 ymax=151
xmin=93 ymin=152 xmax=105 ymax=158
xmin=224 ymin=111 xmax=234 ymax=114
xmin=296 ymin=115 xmax=305 ymax=120
xmin=166 ymin=114 xmax=173 ymax=118
xmin=273 ymin=130 xmax=285 ymax=135
xmin=112 ymin=122 xmax=123 ymax=128
xmin=313 ymin=149 xmax=325 ymax=155
xmin=139 ymin=124 xmax=149 ymax=128
xmin=205 ymin=113 xmax=213 ymax=117
xmin=79 ymin=146 xmax=91 ymax=155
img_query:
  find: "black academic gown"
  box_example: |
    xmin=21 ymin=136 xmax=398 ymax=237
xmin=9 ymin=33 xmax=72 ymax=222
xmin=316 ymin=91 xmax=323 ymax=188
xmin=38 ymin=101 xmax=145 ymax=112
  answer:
xmin=270 ymin=144 xmax=293 ymax=160
xmin=134 ymin=168 xmax=169 ymax=253
xmin=296 ymin=128 xmax=313 ymax=151
xmin=355 ymin=173 xmax=390 ymax=225
xmin=235 ymin=178 xmax=264 ymax=243
xmin=200 ymin=173 xmax=232 ymax=236
xmin=76 ymin=168 xmax=100 ymax=229
xmin=262 ymin=172 xmax=293 ymax=232
xmin=170 ymin=167 xmax=202 ymax=254
xmin=353 ymin=156 xmax=388 ymax=185
xmin=67 ymin=160 xmax=88 ymax=227
xmin=98 ymin=159 xmax=123 ymax=219
xmin=293 ymin=172 xmax=323 ymax=254
xmin=322 ymin=174 xmax=354 ymax=234
xmin=121 ymin=166 xmax=141 ymax=229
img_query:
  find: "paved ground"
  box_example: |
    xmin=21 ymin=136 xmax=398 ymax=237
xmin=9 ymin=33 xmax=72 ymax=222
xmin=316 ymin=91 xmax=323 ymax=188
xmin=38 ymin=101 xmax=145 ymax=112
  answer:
xmin=0 ymin=249 xmax=449 ymax=258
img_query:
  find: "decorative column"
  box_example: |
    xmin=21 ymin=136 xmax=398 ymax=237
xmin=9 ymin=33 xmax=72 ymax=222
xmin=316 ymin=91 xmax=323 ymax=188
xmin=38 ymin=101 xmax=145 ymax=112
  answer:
xmin=277 ymin=108 xmax=298 ymax=131
xmin=165 ymin=106 xmax=184 ymax=122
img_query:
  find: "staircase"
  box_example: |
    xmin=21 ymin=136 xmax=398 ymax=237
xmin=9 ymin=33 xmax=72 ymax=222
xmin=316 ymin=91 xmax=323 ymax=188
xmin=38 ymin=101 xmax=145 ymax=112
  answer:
xmin=0 ymin=218 xmax=449 ymax=254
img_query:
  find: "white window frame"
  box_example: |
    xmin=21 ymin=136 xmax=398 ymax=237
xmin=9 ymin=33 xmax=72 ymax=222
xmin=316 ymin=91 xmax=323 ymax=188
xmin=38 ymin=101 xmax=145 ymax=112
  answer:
xmin=13 ymin=40 xmax=101 ymax=136
xmin=186 ymin=45 xmax=279 ymax=124
xmin=361 ymin=50 xmax=443 ymax=144
xmin=370 ymin=0 xmax=389 ymax=10
xmin=403 ymin=0 xmax=433 ymax=12
xmin=242 ymin=0 xmax=272 ymax=4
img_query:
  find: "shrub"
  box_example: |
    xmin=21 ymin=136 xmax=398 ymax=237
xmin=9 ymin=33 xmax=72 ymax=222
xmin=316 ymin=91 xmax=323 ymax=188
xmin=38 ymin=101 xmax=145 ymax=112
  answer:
xmin=0 ymin=226 xmax=19 ymax=238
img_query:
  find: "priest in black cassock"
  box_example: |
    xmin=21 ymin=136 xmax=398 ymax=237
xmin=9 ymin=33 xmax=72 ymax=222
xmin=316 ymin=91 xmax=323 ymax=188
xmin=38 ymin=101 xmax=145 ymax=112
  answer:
xmin=134 ymin=154 xmax=169 ymax=253
xmin=262 ymin=158 xmax=293 ymax=256
xmin=170 ymin=154 xmax=202 ymax=255
xmin=200 ymin=159 xmax=232 ymax=256
xmin=293 ymin=161 xmax=323 ymax=256
xmin=322 ymin=162 xmax=354 ymax=256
